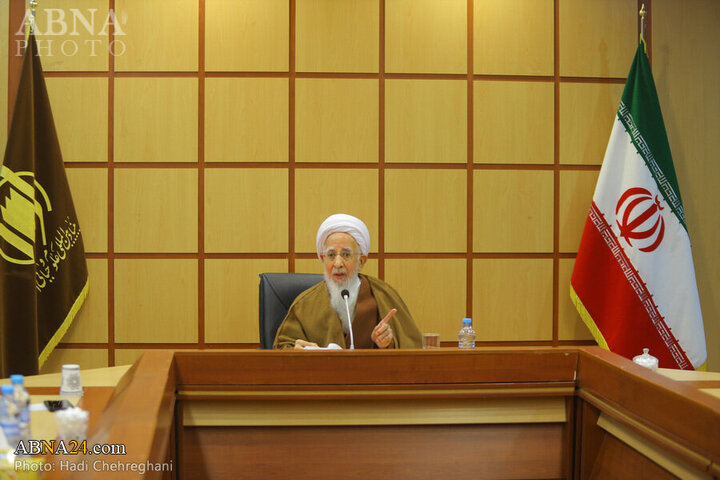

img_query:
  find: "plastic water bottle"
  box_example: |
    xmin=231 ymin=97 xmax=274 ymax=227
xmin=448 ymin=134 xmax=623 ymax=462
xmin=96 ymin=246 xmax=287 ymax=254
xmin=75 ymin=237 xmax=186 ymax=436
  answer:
xmin=10 ymin=375 xmax=31 ymax=444
xmin=0 ymin=384 xmax=20 ymax=450
xmin=458 ymin=317 xmax=476 ymax=349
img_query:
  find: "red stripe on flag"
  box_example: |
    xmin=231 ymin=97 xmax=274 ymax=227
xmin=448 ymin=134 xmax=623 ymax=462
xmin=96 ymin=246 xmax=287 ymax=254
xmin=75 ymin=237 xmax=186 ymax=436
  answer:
xmin=571 ymin=203 xmax=692 ymax=369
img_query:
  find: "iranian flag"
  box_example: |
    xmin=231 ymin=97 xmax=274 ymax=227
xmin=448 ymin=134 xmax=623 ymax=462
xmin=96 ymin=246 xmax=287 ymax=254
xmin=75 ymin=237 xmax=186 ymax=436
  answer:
xmin=570 ymin=41 xmax=707 ymax=370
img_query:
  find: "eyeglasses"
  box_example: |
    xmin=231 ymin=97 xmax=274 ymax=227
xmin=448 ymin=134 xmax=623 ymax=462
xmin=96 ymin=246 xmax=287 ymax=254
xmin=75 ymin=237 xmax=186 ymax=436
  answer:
xmin=324 ymin=251 xmax=360 ymax=262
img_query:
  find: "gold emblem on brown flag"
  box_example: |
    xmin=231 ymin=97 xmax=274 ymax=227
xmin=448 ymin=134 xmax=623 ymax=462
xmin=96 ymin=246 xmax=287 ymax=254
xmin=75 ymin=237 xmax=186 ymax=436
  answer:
xmin=0 ymin=34 xmax=88 ymax=377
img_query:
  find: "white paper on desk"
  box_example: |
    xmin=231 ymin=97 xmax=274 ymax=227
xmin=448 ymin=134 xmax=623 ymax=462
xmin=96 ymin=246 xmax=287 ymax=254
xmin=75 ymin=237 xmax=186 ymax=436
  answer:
xmin=304 ymin=343 xmax=343 ymax=350
xmin=30 ymin=403 xmax=49 ymax=412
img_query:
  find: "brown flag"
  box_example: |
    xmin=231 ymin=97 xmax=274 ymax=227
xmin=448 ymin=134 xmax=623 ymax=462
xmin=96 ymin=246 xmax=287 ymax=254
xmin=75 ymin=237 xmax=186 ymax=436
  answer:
xmin=0 ymin=34 xmax=88 ymax=377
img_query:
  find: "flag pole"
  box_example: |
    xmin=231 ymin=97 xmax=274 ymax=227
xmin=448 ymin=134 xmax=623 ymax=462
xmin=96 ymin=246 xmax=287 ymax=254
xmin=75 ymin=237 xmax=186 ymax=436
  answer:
xmin=30 ymin=0 xmax=37 ymax=32
xmin=639 ymin=3 xmax=647 ymax=42
xmin=25 ymin=0 xmax=38 ymax=43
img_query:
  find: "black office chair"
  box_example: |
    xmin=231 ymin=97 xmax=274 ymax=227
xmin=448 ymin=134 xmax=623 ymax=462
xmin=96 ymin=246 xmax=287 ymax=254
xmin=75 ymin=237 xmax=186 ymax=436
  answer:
xmin=258 ymin=273 xmax=323 ymax=349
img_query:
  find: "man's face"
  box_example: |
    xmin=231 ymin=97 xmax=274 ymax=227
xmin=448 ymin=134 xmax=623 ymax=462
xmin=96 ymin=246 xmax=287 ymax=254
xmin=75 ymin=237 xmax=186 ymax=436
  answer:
xmin=322 ymin=232 xmax=367 ymax=285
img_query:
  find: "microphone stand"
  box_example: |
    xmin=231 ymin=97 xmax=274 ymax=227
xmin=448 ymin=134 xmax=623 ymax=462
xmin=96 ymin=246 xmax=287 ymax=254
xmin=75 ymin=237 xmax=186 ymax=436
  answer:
xmin=341 ymin=289 xmax=354 ymax=350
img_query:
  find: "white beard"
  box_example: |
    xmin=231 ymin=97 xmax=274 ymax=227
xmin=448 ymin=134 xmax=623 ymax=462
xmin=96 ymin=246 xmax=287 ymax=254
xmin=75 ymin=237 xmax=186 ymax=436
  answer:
xmin=325 ymin=272 xmax=361 ymax=333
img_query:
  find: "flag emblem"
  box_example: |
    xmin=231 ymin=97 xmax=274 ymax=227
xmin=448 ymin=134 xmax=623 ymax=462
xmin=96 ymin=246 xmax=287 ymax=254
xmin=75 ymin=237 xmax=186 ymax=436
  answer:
xmin=615 ymin=187 xmax=665 ymax=253
xmin=0 ymin=166 xmax=53 ymax=264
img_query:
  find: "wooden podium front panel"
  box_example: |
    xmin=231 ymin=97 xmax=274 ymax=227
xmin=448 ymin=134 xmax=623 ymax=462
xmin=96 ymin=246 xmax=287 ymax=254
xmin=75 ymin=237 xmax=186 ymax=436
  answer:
xmin=181 ymin=424 xmax=564 ymax=480
xmin=576 ymin=400 xmax=689 ymax=480
xmin=174 ymin=349 xmax=576 ymax=480
xmin=587 ymin=433 xmax=678 ymax=480
xmin=576 ymin=348 xmax=720 ymax=479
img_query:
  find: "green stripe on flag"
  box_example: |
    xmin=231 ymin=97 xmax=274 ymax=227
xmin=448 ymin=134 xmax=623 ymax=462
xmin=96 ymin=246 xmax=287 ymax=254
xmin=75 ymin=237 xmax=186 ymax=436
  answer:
xmin=618 ymin=42 xmax=686 ymax=231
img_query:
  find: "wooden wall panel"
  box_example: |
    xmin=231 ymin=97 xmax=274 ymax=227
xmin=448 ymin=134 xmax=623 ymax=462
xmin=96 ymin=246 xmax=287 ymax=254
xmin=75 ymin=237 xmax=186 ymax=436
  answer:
xmin=114 ymin=259 xmax=198 ymax=343
xmin=474 ymin=0 xmax=554 ymax=76
xmin=385 ymin=259 xmax=466 ymax=340
xmin=293 ymin=258 xmax=324 ymax=275
xmin=205 ymin=0 xmax=288 ymax=72
xmin=472 ymin=259 xmax=553 ymax=341
xmin=653 ymin=0 xmax=720 ymax=371
xmin=65 ymin=168 xmax=108 ymax=253
xmin=114 ymin=348 xmax=162 ymax=366
xmin=114 ymin=78 xmax=198 ymax=163
xmin=473 ymin=170 xmax=554 ymax=252
xmin=558 ymin=170 xmax=600 ymax=253
xmin=385 ymin=79 xmax=467 ymax=164
xmin=295 ymin=78 xmax=378 ymax=163
xmin=114 ymin=168 xmax=198 ymax=253
xmin=114 ymin=0 xmax=198 ymax=71
xmin=296 ymin=0 xmax=379 ymax=73
xmin=559 ymin=83 xmax=625 ymax=165
xmin=295 ymin=168 xmax=379 ymax=253
xmin=63 ymin=259 xmax=109 ymax=343
xmin=204 ymin=78 xmax=288 ymax=162
xmin=40 ymin=348 xmax=108 ymax=374
xmin=385 ymin=0 xmax=466 ymax=74
xmin=46 ymin=78 xmax=108 ymax=162
xmin=558 ymin=0 xmax=637 ymax=78
xmin=384 ymin=169 xmax=466 ymax=252
xmin=204 ymin=168 xmax=288 ymax=253
xmin=474 ymin=80 xmax=554 ymax=164
xmin=34 ymin=0 xmax=109 ymax=72
xmin=204 ymin=259 xmax=288 ymax=343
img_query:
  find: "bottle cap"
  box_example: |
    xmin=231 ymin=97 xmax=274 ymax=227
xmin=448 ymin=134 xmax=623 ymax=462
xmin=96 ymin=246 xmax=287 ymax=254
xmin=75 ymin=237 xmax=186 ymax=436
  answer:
xmin=462 ymin=317 xmax=472 ymax=324
xmin=10 ymin=374 xmax=24 ymax=384
xmin=1 ymin=384 xmax=13 ymax=394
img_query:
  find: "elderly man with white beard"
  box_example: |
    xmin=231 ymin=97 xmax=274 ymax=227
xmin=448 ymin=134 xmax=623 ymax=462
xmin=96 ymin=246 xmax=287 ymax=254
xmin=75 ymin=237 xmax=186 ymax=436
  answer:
xmin=273 ymin=214 xmax=422 ymax=350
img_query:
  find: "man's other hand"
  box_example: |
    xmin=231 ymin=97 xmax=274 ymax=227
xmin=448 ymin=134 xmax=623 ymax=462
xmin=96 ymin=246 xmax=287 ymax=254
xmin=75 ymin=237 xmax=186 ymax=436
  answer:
xmin=294 ymin=339 xmax=320 ymax=350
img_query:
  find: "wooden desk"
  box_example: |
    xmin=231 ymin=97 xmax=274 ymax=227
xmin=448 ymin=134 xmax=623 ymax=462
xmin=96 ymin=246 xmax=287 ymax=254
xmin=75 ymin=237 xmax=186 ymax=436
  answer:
xmin=576 ymin=349 xmax=720 ymax=479
xmin=7 ymin=347 xmax=717 ymax=479
xmin=0 ymin=365 xmax=131 ymax=445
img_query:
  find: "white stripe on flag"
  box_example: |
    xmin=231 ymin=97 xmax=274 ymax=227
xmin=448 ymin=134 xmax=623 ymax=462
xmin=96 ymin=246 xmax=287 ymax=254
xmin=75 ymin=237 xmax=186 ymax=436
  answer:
xmin=593 ymin=117 xmax=705 ymax=368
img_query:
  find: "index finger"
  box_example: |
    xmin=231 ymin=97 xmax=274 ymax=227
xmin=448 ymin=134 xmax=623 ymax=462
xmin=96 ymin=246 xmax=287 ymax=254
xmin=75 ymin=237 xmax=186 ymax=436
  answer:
xmin=379 ymin=308 xmax=397 ymax=326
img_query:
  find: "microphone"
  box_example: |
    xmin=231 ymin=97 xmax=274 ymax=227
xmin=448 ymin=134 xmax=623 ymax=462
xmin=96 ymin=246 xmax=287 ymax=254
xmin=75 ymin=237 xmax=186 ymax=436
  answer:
xmin=341 ymin=289 xmax=354 ymax=350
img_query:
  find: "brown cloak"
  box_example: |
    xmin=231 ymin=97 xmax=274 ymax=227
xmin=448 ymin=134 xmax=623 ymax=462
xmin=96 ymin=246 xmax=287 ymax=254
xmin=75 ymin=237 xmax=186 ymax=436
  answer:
xmin=273 ymin=274 xmax=422 ymax=349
